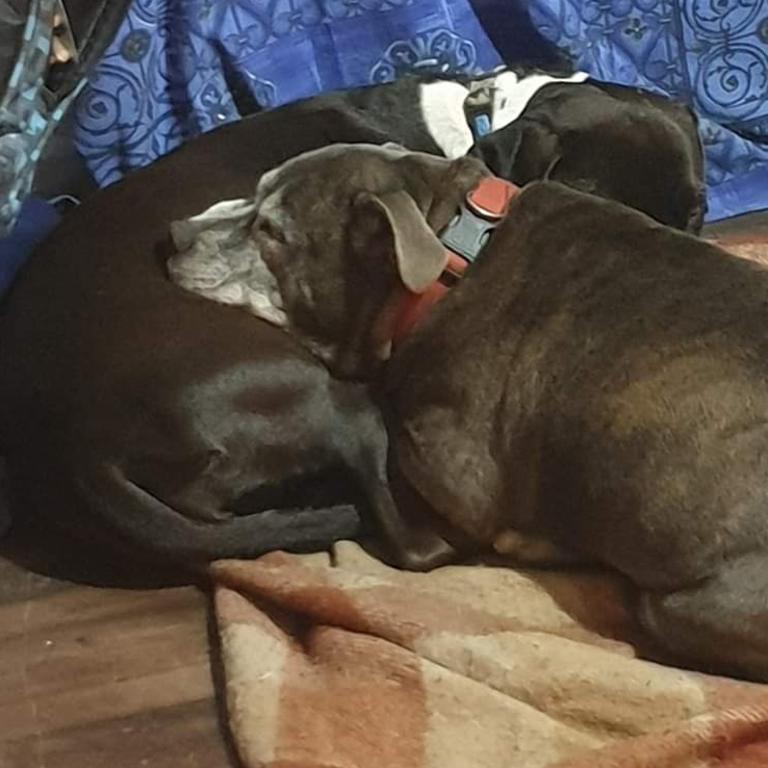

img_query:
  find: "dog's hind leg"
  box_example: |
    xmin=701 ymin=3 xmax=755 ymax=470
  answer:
xmin=332 ymin=383 xmax=458 ymax=571
xmin=638 ymin=551 xmax=768 ymax=682
xmin=492 ymin=528 xmax=589 ymax=566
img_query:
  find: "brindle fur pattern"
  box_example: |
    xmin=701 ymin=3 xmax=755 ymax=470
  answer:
xmin=236 ymin=146 xmax=768 ymax=681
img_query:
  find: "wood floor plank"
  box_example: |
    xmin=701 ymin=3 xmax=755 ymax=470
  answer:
xmin=0 ymin=699 xmax=234 ymax=768
xmin=0 ymin=557 xmax=237 ymax=767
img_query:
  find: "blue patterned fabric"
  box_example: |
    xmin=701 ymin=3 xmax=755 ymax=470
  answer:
xmin=74 ymin=0 xmax=768 ymax=220
xmin=528 ymin=0 xmax=768 ymax=220
xmin=73 ymin=0 xmax=503 ymax=186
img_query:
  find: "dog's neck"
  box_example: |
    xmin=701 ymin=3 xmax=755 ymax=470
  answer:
xmin=391 ymin=176 xmax=519 ymax=346
xmin=419 ymin=70 xmax=589 ymax=159
xmin=420 ymin=80 xmax=477 ymax=159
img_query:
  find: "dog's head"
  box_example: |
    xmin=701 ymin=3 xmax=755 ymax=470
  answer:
xmin=471 ymin=87 xmax=707 ymax=233
xmin=169 ymin=144 xmax=488 ymax=379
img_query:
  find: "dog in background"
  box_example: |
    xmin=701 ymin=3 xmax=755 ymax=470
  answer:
xmin=470 ymin=80 xmax=706 ymax=232
xmin=0 ymin=110 xmax=451 ymax=582
xmin=288 ymin=67 xmax=705 ymax=231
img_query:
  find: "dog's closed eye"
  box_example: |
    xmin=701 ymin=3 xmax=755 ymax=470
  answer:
xmin=255 ymin=218 xmax=288 ymax=245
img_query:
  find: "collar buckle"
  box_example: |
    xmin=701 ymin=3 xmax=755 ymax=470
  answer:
xmin=391 ymin=176 xmax=518 ymax=348
xmin=439 ymin=177 xmax=518 ymax=263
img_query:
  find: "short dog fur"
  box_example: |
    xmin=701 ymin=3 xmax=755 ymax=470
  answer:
xmin=182 ymin=144 xmax=768 ymax=681
xmin=470 ymin=80 xmax=706 ymax=231
xmin=0 ymin=65 xmax=705 ymax=579
xmin=0 ymin=112 xmax=451 ymax=580
xmin=300 ymin=72 xmax=706 ymax=231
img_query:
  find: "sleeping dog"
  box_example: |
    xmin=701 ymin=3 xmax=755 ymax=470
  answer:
xmin=470 ymin=80 xmax=706 ymax=232
xmin=169 ymin=143 xmax=768 ymax=681
xmin=297 ymin=69 xmax=706 ymax=231
xmin=1 ymin=104 xmax=483 ymax=579
xmin=305 ymin=67 xmax=588 ymax=159
xmin=0 ymin=63 xmax=702 ymax=579
xmin=0 ymin=110 xmax=436 ymax=581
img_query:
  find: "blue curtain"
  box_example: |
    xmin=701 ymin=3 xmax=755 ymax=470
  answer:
xmin=73 ymin=0 xmax=768 ymax=221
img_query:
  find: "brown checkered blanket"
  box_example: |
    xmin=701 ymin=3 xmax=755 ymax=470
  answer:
xmin=211 ymin=232 xmax=768 ymax=768
xmin=212 ymin=543 xmax=768 ymax=768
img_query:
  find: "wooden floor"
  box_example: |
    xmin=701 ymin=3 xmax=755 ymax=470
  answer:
xmin=0 ymin=555 xmax=237 ymax=768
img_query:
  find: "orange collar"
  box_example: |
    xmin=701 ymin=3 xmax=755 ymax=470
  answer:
xmin=392 ymin=176 xmax=519 ymax=347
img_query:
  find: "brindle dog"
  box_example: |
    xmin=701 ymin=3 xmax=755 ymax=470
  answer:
xmin=170 ymin=144 xmax=768 ymax=680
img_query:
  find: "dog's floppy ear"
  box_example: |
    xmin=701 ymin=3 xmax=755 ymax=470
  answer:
xmin=470 ymin=124 xmax=523 ymax=180
xmin=471 ymin=119 xmax=561 ymax=185
xmin=357 ymin=190 xmax=447 ymax=293
xmin=330 ymin=190 xmax=447 ymax=378
xmin=681 ymin=105 xmax=708 ymax=233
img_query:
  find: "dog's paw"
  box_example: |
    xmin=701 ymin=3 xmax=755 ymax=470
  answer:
xmin=493 ymin=529 xmax=581 ymax=565
xmin=394 ymin=531 xmax=459 ymax=572
xmin=362 ymin=528 xmax=458 ymax=572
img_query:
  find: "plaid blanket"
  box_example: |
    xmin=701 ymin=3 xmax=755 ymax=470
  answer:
xmin=711 ymin=238 xmax=768 ymax=269
xmin=212 ymin=542 xmax=768 ymax=768
xmin=212 ymin=232 xmax=768 ymax=768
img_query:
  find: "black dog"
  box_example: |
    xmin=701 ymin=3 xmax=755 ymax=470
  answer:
xmin=283 ymin=69 xmax=705 ymax=232
xmin=471 ymin=80 xmax=706 ymax=231
xmin=0 ymin=105 xmax=451 ymax=582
